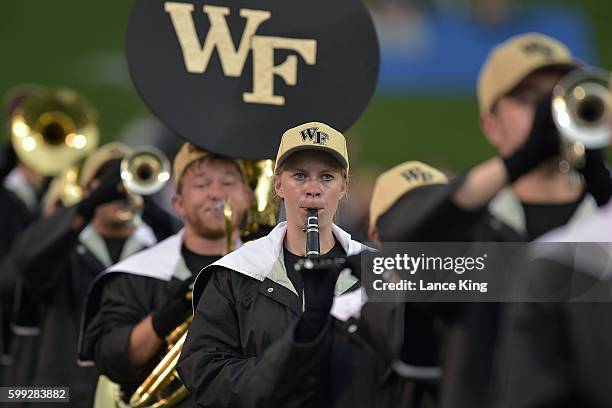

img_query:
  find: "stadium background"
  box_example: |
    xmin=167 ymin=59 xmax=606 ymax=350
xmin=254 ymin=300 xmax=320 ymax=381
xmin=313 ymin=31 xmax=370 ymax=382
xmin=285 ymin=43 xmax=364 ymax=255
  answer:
xmin=1 ymin=0 xmax=610 ymax=184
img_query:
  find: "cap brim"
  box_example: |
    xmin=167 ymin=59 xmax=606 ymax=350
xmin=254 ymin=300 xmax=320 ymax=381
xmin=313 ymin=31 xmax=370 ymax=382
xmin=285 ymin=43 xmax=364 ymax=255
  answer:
xmin=511 ymin=61 xmax=582 ymax=91
xmin=276 ymin=145 xmax=348 ymax=170
xmin=532 ymin=60 xmax=582 ymax=74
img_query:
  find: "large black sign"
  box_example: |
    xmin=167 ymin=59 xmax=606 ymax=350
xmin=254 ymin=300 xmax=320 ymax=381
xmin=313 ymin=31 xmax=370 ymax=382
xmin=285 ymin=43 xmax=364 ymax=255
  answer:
xmin=126 ymin=0 xmax=379 ymax=159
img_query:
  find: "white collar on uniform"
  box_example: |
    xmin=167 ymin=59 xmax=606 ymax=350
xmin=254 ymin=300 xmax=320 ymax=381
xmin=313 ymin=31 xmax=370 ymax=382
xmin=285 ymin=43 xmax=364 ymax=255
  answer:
xmin=195 ymin=222 xmax=372 ymax=321
xmin=208 ymin=221 xmax=367 ymax=282
xmin=79 ymin=222 xmax=158 ymax=269
xmin=489 ymin=187 xmax=597 ymax=236
xmin=537 ymin=201 xmax=612 ymax=243
xmin=106 ymin=229 xmax=243 ymax=281
xmin=535 ymin=202 xmax=612 ymax=279
xmin=106 ymin=230 xmax=184 ymax=281
xmin=4 ymin=168 xmax=38 ymax=212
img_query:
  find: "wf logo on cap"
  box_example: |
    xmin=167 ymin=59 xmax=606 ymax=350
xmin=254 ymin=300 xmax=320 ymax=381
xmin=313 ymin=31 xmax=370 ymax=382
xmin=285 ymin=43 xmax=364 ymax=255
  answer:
xmin=522 ymin=42 xmax=554 ymax=59
xmin=401 ymin=168 xmax=434 ymax=183
xmin=165 ymin=3 xmax=317 ymax=106
xmin=300 ymin=127 xmax=329 ymax=145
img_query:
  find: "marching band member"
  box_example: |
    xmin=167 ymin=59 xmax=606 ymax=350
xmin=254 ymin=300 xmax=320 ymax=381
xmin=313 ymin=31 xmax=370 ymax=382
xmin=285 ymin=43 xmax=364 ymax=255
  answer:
xmin=177 ymin=122 xmax=372 ymax=408
xmin=9 ymin=143 xmax=157 ymax=407
xmin=454 ymin=33 xmax=601 ymax=240
xmin=78 ymin=143 xmax=254 ymax=407
xmin=364 ymin=161 xmax=519 ymax=408
xmin=496 ymin=204 xmax=612 ymax=408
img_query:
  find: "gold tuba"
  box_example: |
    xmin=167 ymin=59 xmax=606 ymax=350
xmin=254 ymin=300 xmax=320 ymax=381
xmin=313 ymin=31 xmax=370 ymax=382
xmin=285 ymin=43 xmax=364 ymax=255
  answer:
xmin=127 ymin=159 xmax=279 ymax=408
xmin=552 ymin=67 xmax=612 ymax=167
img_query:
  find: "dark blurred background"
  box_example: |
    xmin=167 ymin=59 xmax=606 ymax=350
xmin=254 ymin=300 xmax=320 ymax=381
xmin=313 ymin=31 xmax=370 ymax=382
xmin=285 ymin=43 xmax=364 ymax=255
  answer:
xmin=1 ymin=0 xmax=610 ymax=230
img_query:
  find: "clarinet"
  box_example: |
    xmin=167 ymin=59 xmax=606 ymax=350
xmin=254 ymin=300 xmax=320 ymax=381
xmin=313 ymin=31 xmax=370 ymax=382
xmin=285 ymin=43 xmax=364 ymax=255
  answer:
xmin=305 ymin=208 xmax=320 ymax=259
xmin=296 ymin=209 xmax=349 ymax=272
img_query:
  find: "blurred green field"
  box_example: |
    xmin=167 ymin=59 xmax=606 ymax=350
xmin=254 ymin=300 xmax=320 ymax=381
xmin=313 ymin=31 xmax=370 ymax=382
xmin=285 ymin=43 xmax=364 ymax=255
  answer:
xmin=1 ymin=0 xmax=610 ymax=172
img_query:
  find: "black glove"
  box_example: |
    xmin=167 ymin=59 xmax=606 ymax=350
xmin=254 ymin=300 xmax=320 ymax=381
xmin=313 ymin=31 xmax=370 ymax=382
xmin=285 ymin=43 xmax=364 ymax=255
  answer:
xmin=0 ymin=143 xmax=17 ymax=181
xmin=503 ymin=93 xmax=561 ymax=182
xmin=579 ymin=148 xmax=612 ymax=206
xmin=151 ymin=277 xmax=194 ymax=338
xmin=295 ymin=258 xmax=344 ymax=343
xmin=76 ymin=162 xmax=126 ymax=220
xmin=343 ymin=254 xmax=362 ymax=280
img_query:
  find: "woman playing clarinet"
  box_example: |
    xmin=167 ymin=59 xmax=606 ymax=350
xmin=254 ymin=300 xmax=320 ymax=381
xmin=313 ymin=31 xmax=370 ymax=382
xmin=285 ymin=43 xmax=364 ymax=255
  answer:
xmin=177 ymin=122 xmax=372 ymax=408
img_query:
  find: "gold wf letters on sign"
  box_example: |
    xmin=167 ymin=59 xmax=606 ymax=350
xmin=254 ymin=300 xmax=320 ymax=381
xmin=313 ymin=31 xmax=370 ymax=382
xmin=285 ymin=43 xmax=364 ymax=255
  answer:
xmin=165 ymin=2 xmax=318 ymax=106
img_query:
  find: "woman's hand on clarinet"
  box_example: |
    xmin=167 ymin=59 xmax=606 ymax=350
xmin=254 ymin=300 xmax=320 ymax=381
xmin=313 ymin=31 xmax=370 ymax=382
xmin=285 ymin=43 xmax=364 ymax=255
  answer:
xmin=295 ymin=258 xmax=344 ymax=343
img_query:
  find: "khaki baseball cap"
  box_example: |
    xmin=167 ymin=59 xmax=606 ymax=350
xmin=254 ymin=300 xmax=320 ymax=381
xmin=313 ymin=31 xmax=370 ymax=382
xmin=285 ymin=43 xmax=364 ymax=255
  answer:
xmin=274 ymin=122 xmax=349 ymax=173
xmin=173 ymin=142 xmax=245 ymax=186
xmin=173 ymin=143 xmax=210 ymax=186
xmin=80 ymin=142 xmax=132 ymax=188
xmin=477 ymin=32 xmax=578 ymax=114
xmin=369 ymin=161 xmax=448 ymax=228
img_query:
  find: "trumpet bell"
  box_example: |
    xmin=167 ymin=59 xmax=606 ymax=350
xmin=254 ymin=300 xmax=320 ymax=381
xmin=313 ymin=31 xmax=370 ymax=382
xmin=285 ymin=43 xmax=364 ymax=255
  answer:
xmin=552 ymin=67 xmax=612 ymax=149
xmin=9 ymin=88 xmax=99 ymax=176
xmin=120 ymin=146 xmax=171 ymax=196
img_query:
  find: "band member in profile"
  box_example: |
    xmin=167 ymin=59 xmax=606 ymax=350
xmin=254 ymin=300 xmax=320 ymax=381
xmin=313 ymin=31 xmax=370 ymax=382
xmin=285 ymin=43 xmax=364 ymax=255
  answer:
xmin=360 ymin=160 xmax=521 ymax=408
xmin=177 ymin=122 xmax=374 ymax=407
xmin=79 ymin=143 xmax=254 ymax=407
xmin=459 ymin=33 xmax=604 ymax=241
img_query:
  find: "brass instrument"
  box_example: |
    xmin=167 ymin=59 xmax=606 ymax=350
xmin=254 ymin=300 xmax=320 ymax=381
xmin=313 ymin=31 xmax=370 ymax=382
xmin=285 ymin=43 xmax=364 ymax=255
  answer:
xmin=127 ymin=158 xmax=279 ymax=408
xmin=121 ymin=146 xmax=171 ymax=196
xmin=9 ymin=87 xmax=99 ymax=176
xmin=552 ymin=67 xmax=612 ymax=168
xmin=240 ymin=159 xmax=280 ymax=238
xmin=8 ymin=87 xmax=99 ymax=210
xmin=118 ymin=146 xmax=171 ymax=224
xmin=223 ymin=198 xmax=234 ymax=253
xmin=41 ymin=163 xmax=87 ymax=214
xmin=129 ymin=316 xmax=192 ymax=408
xmin=59 ymin=164 xmax=85 ymax=206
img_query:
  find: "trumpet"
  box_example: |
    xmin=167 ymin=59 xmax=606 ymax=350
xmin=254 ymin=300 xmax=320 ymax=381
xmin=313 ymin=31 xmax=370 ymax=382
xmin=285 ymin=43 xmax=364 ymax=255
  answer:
xmin=118 ymin=146 xmax=171 ymax=223
xmin=552 ymin=67 xmax=612 ymax=167
xmin=121 ymin=146 xmax=171 ymax=196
